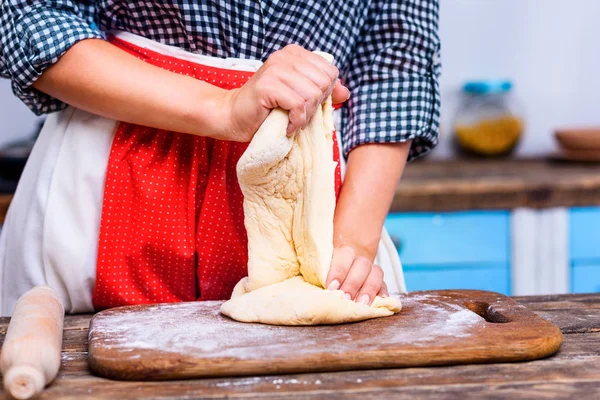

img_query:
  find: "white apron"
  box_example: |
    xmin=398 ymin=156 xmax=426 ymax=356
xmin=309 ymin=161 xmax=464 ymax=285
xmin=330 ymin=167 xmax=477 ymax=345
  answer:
xmin=0 ymin=31 xmax=405 ymax=316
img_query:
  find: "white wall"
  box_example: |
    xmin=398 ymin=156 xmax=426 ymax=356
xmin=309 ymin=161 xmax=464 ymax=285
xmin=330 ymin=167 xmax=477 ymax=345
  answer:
xmin=1 ymin=0 xmax=599 ymax=154
xmin=435 ymin=0 xmax=600 ymax=158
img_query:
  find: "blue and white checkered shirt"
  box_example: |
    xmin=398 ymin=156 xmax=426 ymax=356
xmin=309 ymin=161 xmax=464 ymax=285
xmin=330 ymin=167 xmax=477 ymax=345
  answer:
xmin=0 ymin=0 xmax=440 ymax=159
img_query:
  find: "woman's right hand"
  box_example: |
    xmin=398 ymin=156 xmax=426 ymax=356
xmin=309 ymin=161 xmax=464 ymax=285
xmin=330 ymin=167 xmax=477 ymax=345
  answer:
xmin=218 ymin=44 xmax=350 ymax=142
xmin=33 ymin=39 xmax=348 ymax=143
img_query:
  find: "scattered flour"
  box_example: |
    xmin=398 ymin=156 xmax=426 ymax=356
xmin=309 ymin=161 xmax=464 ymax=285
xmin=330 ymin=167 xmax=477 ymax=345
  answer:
xmin=214 ymin=377 xmax=319 ymax=388
xmin=377 ymin=294 xmax=484 ymax=344
xmin=89 ymin=295 xmax=485 ymax=362
xmin=61 ymin=353 xmax=77 ymax=362
xmin=215 ymin=377 xmax=263 ymax=388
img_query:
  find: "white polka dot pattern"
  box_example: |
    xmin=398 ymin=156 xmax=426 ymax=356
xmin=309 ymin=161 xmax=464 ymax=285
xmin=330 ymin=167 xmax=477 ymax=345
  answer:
xmin=93 ymin=35 xmax=342 ymax=309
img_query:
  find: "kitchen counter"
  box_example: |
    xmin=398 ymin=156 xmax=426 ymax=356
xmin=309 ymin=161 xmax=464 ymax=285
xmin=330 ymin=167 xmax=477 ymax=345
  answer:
xmin=1 ymin=159 xmax=600 ymax=223
xmin=0 ymin=293 xmax=598 ymax=399
xmin=392 ymin=158 xmax=600 ymax=212
xmin=0 ymin=194 xmax=11 ymax=224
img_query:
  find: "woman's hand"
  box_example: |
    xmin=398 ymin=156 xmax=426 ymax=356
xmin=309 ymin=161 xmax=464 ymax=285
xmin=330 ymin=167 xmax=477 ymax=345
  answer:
xmin=326 ymin=142 xmax=413 ymax=305
xmin=221 ymin=44 xmax=350 ymax=142
xmin=326 ymin=245 xmax=389 ymax=305
xmin=34 ymin=40 xmax=347 ymax=142
xmin=33 ymin=39 xmax=238 ymax=137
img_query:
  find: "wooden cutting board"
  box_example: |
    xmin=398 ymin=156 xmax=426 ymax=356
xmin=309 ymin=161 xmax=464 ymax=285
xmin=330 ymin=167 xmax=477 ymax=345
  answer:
xmin=88 ymin=290 xmax=563 ymax=381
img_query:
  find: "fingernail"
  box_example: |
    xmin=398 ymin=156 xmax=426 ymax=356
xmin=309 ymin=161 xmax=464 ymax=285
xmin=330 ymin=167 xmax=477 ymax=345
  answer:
xmin=358 ymin=294 xmax=370 ymax=305
xmin=344 ymin=88 xmax=351 ymax=100
xmin=344 ymin=293 xmax=352 ymax=300
xmin=327 ymin=280 xmax=340 ymax=291
xmin=381 ymin=293 xmax=389 ymax=298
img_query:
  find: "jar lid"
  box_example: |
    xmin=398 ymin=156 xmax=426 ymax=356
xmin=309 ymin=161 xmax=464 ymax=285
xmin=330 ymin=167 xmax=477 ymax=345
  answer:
xmin=463 ymin=80 xmax=512 ymax=94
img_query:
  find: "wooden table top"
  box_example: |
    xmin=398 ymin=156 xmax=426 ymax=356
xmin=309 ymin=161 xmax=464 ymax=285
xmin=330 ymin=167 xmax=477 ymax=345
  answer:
xmin=0 ymin=293 xmax=598 ymax=399
xmin=0 ymin=194 xmax=11 ymax=225
xmin=392 ymin=158 xmax=600 ymax=212
xmin=2 ymin=159 xmax=600 ymax=220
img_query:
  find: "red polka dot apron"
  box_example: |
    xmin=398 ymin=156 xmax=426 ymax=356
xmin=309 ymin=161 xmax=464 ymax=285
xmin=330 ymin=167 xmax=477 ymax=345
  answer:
xmin=92 ymin=35 xmax=343 ymax=309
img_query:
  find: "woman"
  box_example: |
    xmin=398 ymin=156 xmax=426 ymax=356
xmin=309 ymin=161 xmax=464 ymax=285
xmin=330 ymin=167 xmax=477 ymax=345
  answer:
xmin=0 ymin=0 xmax=440 ymax=315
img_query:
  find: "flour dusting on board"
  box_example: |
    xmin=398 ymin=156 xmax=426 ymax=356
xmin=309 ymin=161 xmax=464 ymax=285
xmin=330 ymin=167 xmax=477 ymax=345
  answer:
xmin=89 ymin=295 xmax=484 ymax=360
xmin=380 ymin=294 xmax=484 ymax=343
xmin=90 ymin=302 xmax=295 ymax=359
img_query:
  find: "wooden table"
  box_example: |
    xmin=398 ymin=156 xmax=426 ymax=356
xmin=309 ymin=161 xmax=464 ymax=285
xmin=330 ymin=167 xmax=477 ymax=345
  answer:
xmin=0 ymin=195 xmax=11 ymax=225
xmin=2 ymin=159 xmax=600 ymax=221
xmin=0 ymin=294 xmax=598 ymax=399
xmin=393 ymin=158 xmax=600 ymax=212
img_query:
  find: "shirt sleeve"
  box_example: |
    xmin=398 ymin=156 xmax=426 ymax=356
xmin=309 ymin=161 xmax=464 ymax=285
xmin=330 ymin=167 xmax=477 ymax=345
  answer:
xmin=341 ymin=0 xmax=441 ymax=161
xmin=0 ymin=1 xmax=104 ymax=115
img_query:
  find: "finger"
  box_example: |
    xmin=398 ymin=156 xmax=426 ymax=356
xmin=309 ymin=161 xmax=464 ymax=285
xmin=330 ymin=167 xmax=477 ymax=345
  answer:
xmin=274 ymin=44 xmax=339 ymax=84
xmin=355 ymin=265 xmax=384 ymax=306
xmin=332 ymin=81 xmax=350 ymax=104
xmin=266 ymin=83 xmax=308 ymax=136
xmin=291 ymin=59 xmax=336 ymax=94
xmin=339 ymin=256 xmax=372 ymax=300
xmin=303 ymin=51 xmax=340 ymax=81
xmin=326 ymin=245 xmax=356 ymax=291
xmin=281 ymin=68 xmax=340 ymax=132
xmin=283 ymin=45 xmax=340 ymax=96
xmin=280 ymin=72 xmax=324 ymax=122
xmin=287 ymin=103 xmax=307 ymax=137
xmin=281 ymin=73 xmax=325 ymax=102
xmin=284 ymin=60 xmax=338 ymax=123
xmin=378 ymin=280 xmax=389 ymax=298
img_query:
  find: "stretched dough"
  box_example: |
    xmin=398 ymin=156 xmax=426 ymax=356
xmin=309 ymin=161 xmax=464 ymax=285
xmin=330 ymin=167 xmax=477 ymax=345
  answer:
xmin=220 ymin=52 xmax=401 ymax=325
xmin=222 ymin=276 xmax=401 ymax=325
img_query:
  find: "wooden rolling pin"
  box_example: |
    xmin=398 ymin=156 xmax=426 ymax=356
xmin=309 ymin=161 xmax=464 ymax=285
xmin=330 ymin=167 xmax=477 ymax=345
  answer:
xmin=1 ymin=286 xmax=64 ymax=399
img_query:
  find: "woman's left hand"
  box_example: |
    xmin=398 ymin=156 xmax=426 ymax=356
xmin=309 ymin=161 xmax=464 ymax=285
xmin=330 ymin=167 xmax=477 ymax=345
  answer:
xmin=325 ymin=142 xmax=413 ymax=306
xmin=325 ymin=245 xmax=388 ymax=305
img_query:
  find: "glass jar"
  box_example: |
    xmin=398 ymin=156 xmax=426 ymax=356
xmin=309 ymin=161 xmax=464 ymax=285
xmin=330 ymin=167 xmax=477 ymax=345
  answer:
xmin=453 ymin=80 xmax=524 ymax=157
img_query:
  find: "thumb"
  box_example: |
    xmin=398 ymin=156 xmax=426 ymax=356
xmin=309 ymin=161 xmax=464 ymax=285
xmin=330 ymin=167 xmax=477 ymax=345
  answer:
xmin=331 ymin=81 xmax=350 ymax=105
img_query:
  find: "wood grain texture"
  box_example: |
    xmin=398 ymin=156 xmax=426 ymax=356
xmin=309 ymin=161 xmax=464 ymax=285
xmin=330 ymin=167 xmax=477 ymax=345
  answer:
xmin=87 ymin=290 xmax=563 ymax=381
xmin=9 ymin=333 xmax=600 ymax=399
xmin=393 ymin=159 xmax=600 ymax=212
xmin=3 ymin=159 xmax=600 ymax=220
xmin=0 ymin=293 xmax=598 ymax=399
xmin=513 ymin=293 xmax=600 ymax=334
xmin=0 ymin=195 xmax=12 ymax=224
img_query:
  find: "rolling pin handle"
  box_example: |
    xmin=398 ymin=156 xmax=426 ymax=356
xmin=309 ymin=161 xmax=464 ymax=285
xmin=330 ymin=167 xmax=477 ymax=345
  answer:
xmin=3 ymin=365 xmax=45 ymax=400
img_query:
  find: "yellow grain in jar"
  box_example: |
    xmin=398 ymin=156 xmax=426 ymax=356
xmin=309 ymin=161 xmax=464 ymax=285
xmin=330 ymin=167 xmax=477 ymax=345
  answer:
xmin=454 ymin=80 xmax=524 ymax=157
xmin=455 ymin=116 xmax=524 ymax=156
